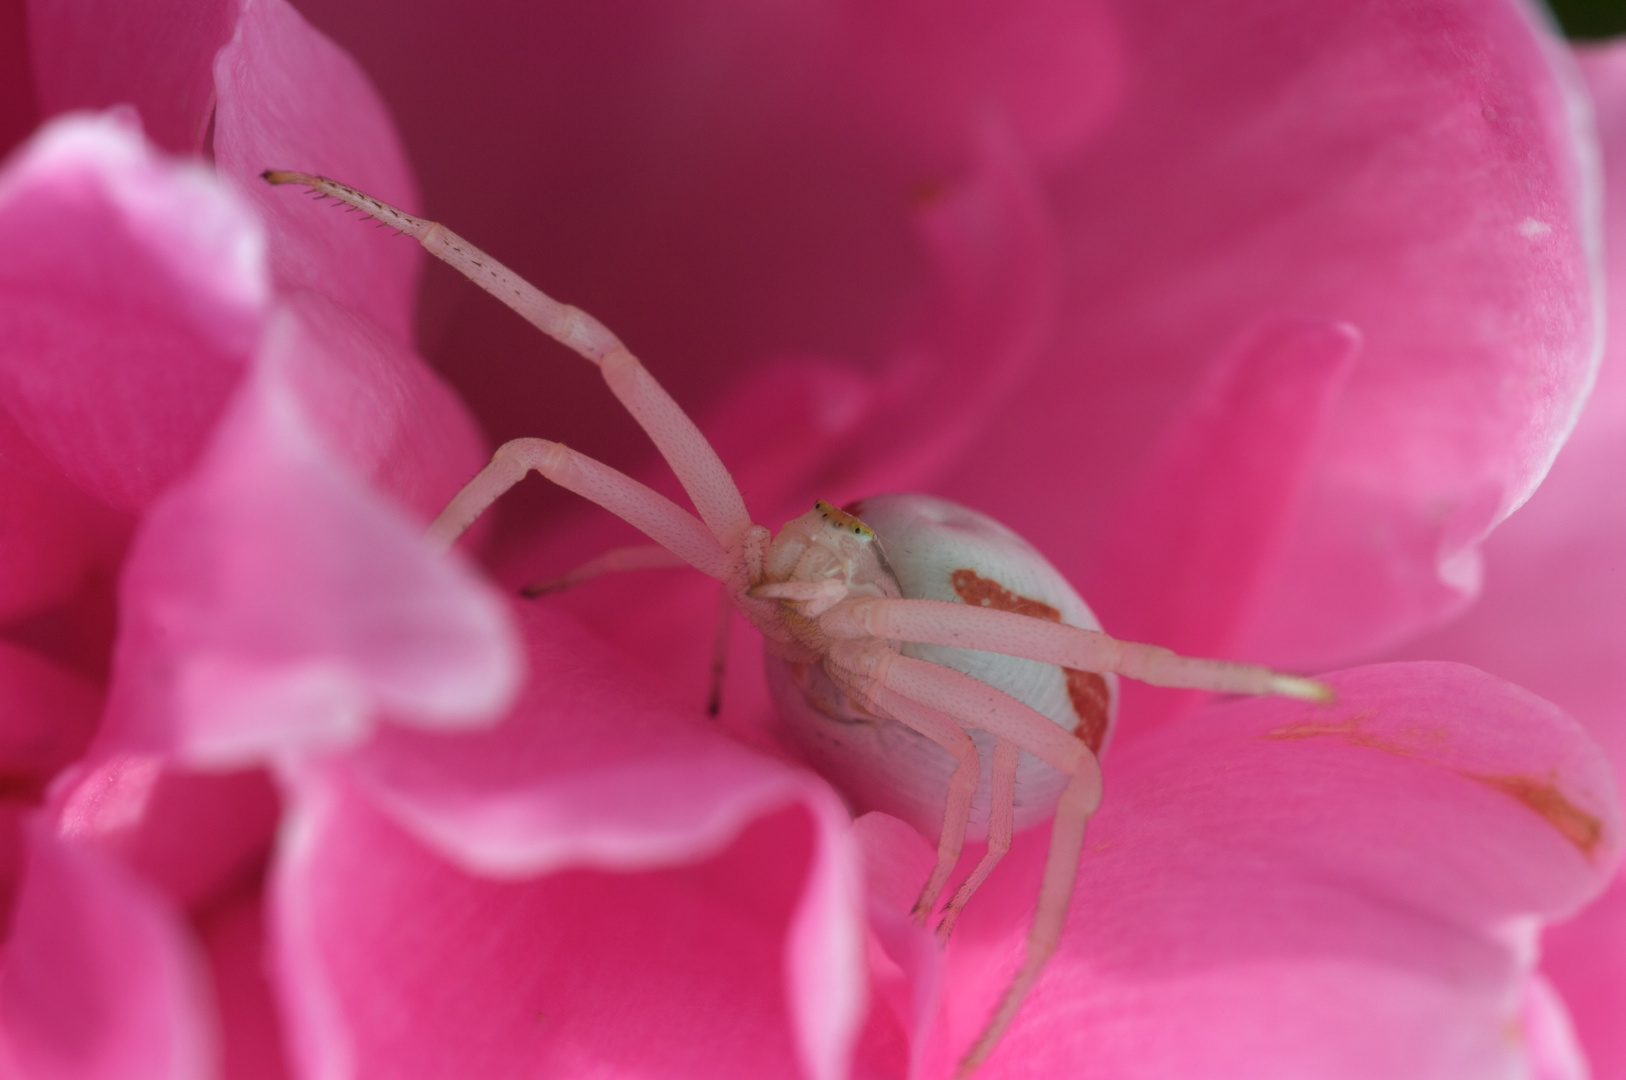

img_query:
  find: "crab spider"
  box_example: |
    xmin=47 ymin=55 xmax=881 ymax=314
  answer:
xmin=265 ymin=170 xmax=1331 ymax=1076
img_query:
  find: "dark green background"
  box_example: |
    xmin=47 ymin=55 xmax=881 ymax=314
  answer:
xmin=1546 ymin=0 xmax=1626 ymax=38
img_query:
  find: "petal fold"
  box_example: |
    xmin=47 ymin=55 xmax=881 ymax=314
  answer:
xmin=103 ymin=321 xmax=520 ymax=765
xmin=276 ymin=605 xmax=865 ymax=1080
xmin=0 ymin=824 xmax=211 ymax=1080
xmin=0 ymin=112 xmax=266 ymax=513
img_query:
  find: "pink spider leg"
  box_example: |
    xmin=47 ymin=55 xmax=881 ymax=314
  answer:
xmin=935 ymin=734 xmax=1019 ymax=942
xmin=427 ymin=438 xmax=731 ymax=584
xmin=262 ymin=171 xmax=752 ymax=548
xmin=832 ymin=644 xmax=1104 ymax=1077
xmin=821 ymin=597 xmax=1332 ymax=701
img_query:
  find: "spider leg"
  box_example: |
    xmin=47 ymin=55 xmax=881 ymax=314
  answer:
xmin=262 ymin=171 xmax=753 ymax=547
xmin=821 ymin=597 xmax=1331 ymax=701
xmin=936 ymin=734 xmax=1018 ymax=943
xmin=706 ymin=583 xmax=734 ymax=717
xmin=428 ymin=438 xmax=730 ymax=582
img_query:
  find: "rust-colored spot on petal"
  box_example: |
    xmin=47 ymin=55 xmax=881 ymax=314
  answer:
xmin=951 ymin=569 xmax=1110 ymax=746
xmin=1261 ymin=712 xmax=1425 ymax=757
xmin=1264 ymin=717 xmax=1606 ymax=859
xmin=1464 ymin=773 xmax=1604 ymax=858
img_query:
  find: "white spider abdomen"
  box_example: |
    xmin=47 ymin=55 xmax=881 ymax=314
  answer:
xmin=765 ymin=493 xmax=1117 ymax=839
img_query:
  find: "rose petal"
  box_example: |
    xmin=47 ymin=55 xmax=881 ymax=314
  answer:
xmin=271 ymin=288 xmax=487 ymax=522
xmin=55 ymin=758 xmax=279 ymax=910
xmin=198 ymin=883 xmax=291 ymax=1080
xmin=0 ymin=112 xmax=266 ymax=513
xmin=0 ymin=409 xmax=110 ymax=621
xmin=941 ymin=663 xmax=1619 ymax=1078
xmin=1094 ymin=317 xmax=1359 ymax=731
xmin=277 ymin=604 xmax=865 ymax=1080
xmin=0 ymin=822 xmax=212 ymax=1080
xmin=102 ymin=322 xmax=521 ymax=764
xmin=0 ymin=0 xmax=36 ymax=159
xmin=27 ymin=0 xmax=238 ymax=154
xmin=942 ymin=0 xmax=1602 ymax=667
xmin=1380 ymin=38 xmax=1626 ymax=1079
xmin=212 ymin=0 xmax=422 ymax=346
xmin=0 ymin=640 xmax=100 ymax=787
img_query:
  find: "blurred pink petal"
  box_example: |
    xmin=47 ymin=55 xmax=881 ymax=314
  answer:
xmin=199 ymin=884 xmax=291 ymax=1080
xmin=934 ymin=663 xmax=1620 ymax=1079
xmin=0 ymin=641 xmax=100 ymax=787
xmin=103 ymin=330 xmax=520 ymax=765
xmin=275 ymin=604 xmax=864 ymax=1080
xmin=27 ymin=0 xmax=238 ymax=155
xmin=56 ymin=758 xmax=279 ymax=909
xmin=1523 ymin=974 xmax=1590 ymax=1080
xmin=271 ymin=289 xmax=487 ymax=521
xmin=0 ymin=408 xmax=112 ymax=622
xmin=0 ymin=111 xmax=266 ymax=513
xmin=0 ymin=0 xmax=36 ymax=158
xmin=0 ymin=823 xmax=212 ymax=1080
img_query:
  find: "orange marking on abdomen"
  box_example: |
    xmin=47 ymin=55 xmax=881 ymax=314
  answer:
xmin=950 ymin=569 xmax=1111 ymax=753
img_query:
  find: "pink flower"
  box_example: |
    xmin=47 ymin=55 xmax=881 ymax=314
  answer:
xmin=0 ymin=1 xmax=1619 ymax=1079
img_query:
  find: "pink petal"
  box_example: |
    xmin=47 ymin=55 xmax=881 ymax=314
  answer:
xmin=0 ymin=408 xmax=111 ymax=621
xmin=1543 ymin=876 xmax=1626 ymax=1080
xmin=270 ymin=288 xmax=487 ymax=522
xmin=941 ymin=0 xmax=1602 ymax=667
xmin=102 ymin=327 xmax=521 ymax=765
xmin=0 ymin=822 xmax=212 ymax=1080
xmin=0 ymin=0 xmax=36 ymax=159
xmin=0 ymin=112 xmax=266 ymax=513
xmin=55 ymin=758 xmax=279 ymax=910
xmin=27 ymin=0 xmax=238 ymax=155
xmin=275 ymin=604 xmax=864 ymax=1080
xmin=198 ymin=884 xmax=291 ymax=1080
xmin=1381 ymin=37 xmax=1626 ymax=1078
xmin=289 ymin=0 xmax=1081 ymax=525
xmin=1094 ymin=317 xmax=1359 ymax=731
xmin=212 ymin=0 xmax=422 ymax=347
xmin=939 ymin=663 xmax=1618 ymax=1078
xmin=1522 ymin=973 xmax=1589 ymax=1080
xmin=0 ymin=640 xmax=100 ymax=787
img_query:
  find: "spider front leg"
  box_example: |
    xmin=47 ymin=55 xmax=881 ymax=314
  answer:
xmin=262 ymin=171 xmax=752 ymax=549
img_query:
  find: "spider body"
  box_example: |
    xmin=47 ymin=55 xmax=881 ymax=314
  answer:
xmin=767 ymin=493 xmax=1116 ymax=843
xmin=264 ymin=169 xmax=1329 ymax=1077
